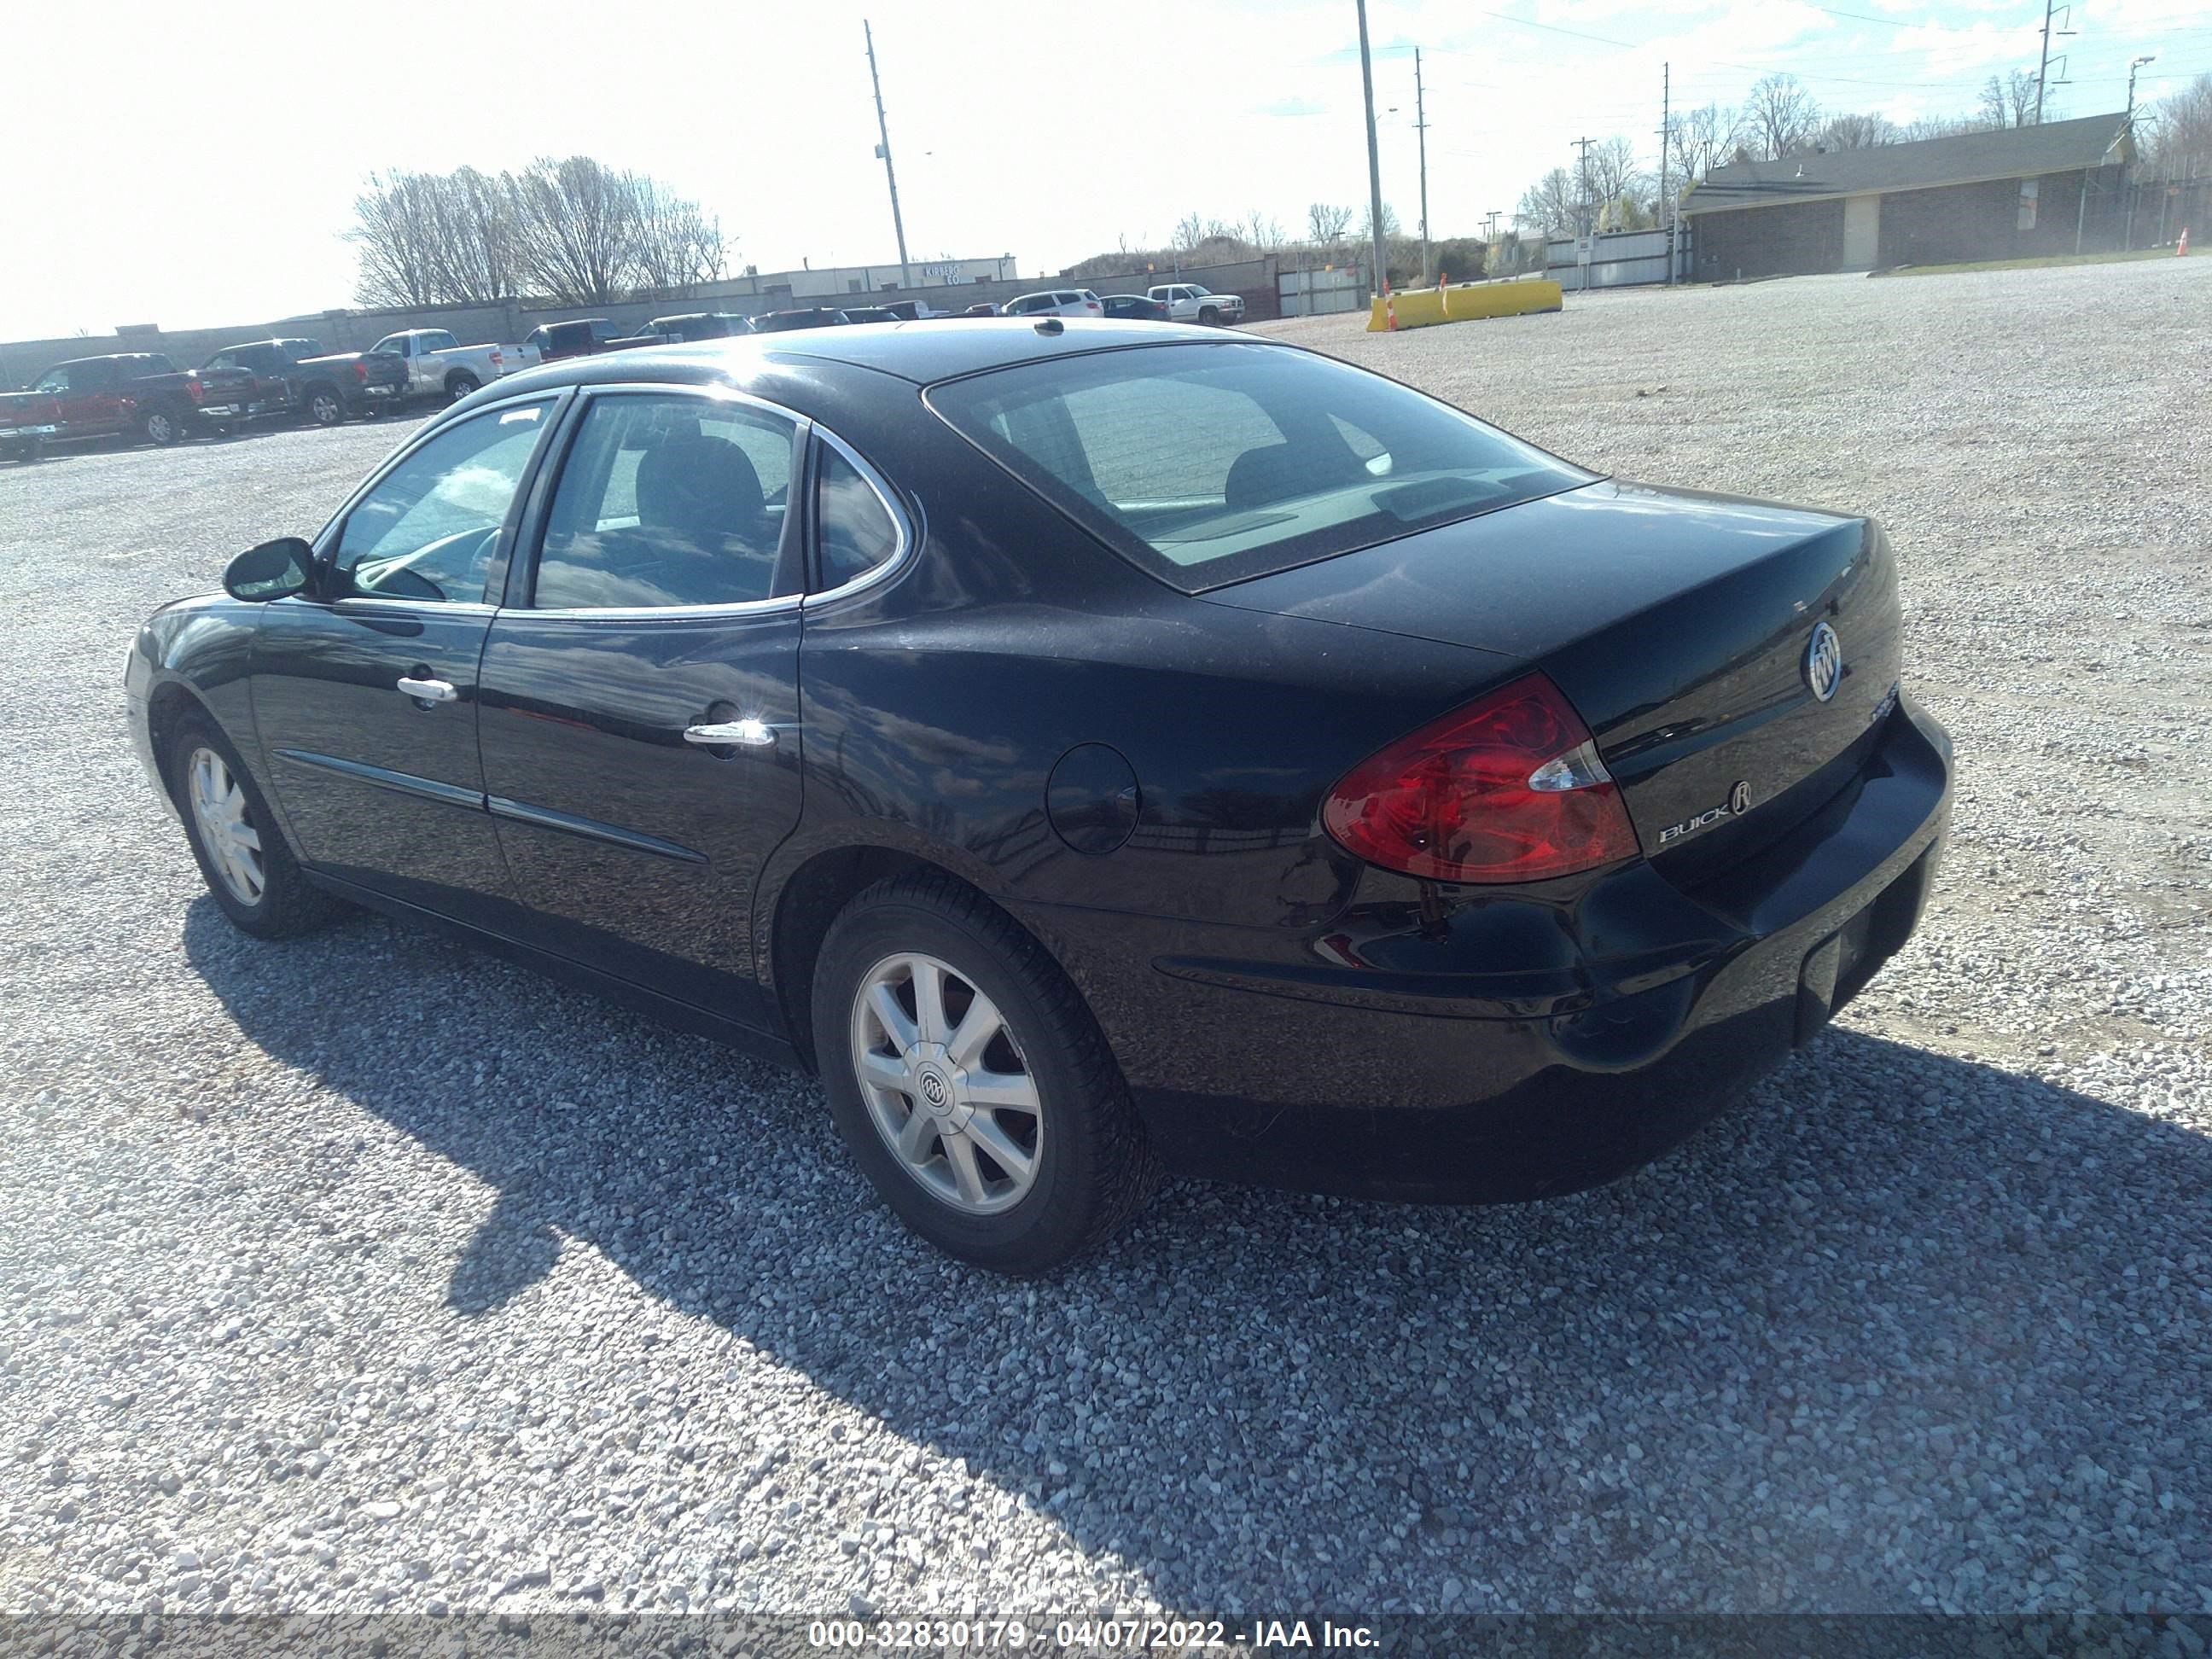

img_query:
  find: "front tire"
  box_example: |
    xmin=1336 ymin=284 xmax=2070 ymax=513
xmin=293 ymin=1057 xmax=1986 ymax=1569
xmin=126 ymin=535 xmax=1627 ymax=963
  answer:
xmin=169 ymin=713 xmax=344 ymax=939
xmin=812 ymin=872 xmax=1160 ymax=1274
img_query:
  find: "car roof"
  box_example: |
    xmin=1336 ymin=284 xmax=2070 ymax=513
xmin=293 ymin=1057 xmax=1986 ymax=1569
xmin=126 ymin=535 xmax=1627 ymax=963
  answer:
xmin=480 ymin=317 xmax=1240 ymax=395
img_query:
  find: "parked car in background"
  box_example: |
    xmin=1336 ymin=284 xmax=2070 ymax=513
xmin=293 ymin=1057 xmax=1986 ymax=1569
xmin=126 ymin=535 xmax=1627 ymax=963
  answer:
xmin=194 ymin=338 xmax=408 ymax=430
xmin=369 ymin=329 xmax=541 ymax=404
xmin=1001 ymin=289 xmax=1103 ymax=318
xmin=1101 ymin=294 xmax=1172 ymax=322
xmin=523 ymin=317 xmax=645 ymax=362
xmin=841 ymin=306 xmax=899 ymax=324
xmin=879 ymin=300 xmax=946 ymax=321
xmin=751 ymin=308 xmax=852 ymax=333
xmin=3 ymin=353 xmax=214 ymax=448
xmin=962 ymin=303 xmax=998 ymax=317
xmin=1147 ymin=282 xmax=1244 ymax=325
xmin=0 ymin=387 xmax=61 ymax=462
xmin=628 ymin=313 xmax=754 ymax=344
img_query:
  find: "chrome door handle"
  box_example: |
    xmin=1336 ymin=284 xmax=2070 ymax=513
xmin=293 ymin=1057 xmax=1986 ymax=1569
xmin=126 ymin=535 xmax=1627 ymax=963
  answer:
xmin=684 ymin=719 xmax=777 ymax=748
xmin=396 ymin=676 xmax=457 ymax=703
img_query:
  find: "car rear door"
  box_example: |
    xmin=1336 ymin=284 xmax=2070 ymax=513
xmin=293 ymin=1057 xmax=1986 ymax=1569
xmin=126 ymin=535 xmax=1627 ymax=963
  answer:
xmin=247 ymin=397 xmax=562 ymax=923
xmin=472 ymin=386 xmax=812 ymax=1029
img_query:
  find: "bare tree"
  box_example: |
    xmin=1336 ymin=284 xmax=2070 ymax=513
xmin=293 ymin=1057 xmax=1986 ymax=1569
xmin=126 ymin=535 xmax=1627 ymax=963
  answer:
xmin=1745 ymin=73 xmax=1821 ymax=160
xmin=1173 ymin=212 xmax=1207 ymax=253
xmin=631 ymin=175 xmax=727 ymax=294
xmin=1515 ymin=169 xmax=1579 ymax=240
xmin=1306 ymin=201 xmax=1353 ymax=244
xmin=1819 ymin=111 xmax=1899 ymax=150
xmin=2145 ymin=72 xmax=2212 ymax=176
xmin=1357 ymin=201 xmax=1400 ymax=242
xmin=1586 ymin=135 xmax=1650 ymax=227
xmin=1901 ymin=112 xmax=1979 ymax=143
xmin=1245 ymin=211 xmax=1286 ymax=250
xmin=348 ymin=172 xmax=444 ymax=307
xmin=1980 ymin=70 xmax=2040 ymax=130
xmin=1666 ymin=102 xmax=1740 ymax=189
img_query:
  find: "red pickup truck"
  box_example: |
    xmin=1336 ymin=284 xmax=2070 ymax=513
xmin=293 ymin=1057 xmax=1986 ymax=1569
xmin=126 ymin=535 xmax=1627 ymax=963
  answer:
xmin=0 ymin=352 xmax=236 ymax=452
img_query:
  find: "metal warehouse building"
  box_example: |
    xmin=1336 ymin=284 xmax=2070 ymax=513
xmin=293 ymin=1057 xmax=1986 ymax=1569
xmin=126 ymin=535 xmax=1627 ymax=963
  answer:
xmin=1680 ymin=113 xmax=2137 ymax=278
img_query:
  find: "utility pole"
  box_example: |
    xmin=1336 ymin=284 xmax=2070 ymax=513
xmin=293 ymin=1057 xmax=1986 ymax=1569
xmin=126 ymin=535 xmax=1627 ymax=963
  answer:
xmin=1414 ymin=48 xmax=1431 ymax=285
xmin=1571 ymin=135 xmax=1597 ymax=237
xmin=1659 ymin=62 xmax=1674 ymax=284
xmin=1356 ymin=0 xmax=1389 ymax=300
xmin=2125 ymin=53 xmax=2157 ymax=249
xmin=864 ymin=20 xmax=911 ymax=289
xmin=2034 ymin=0 xmax=2075 ymax=124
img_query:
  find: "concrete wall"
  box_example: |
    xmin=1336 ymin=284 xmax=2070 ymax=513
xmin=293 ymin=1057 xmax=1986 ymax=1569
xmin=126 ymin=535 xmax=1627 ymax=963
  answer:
xmin=0 ymin=258 xmax=1281 ymax=388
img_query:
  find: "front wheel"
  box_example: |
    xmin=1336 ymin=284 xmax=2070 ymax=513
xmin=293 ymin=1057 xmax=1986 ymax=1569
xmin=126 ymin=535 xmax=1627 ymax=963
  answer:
xmin=812 ymin=872 xmax=1161 ymax=1274
xmin=170 ymin=713 xmax=345 ymax=939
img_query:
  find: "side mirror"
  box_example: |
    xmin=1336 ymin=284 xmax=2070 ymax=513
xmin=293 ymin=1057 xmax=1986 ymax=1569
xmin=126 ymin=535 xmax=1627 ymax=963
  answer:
xmin=224 ymin=538 xmax=314 ymax=602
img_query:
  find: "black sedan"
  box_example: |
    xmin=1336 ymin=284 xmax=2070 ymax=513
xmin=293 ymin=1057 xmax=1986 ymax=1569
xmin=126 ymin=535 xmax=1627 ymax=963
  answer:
xmin=128 ymin=319 xmax=1952 ymax=1272
xmin=1100 ymin=294 xmax=1172 ymax=321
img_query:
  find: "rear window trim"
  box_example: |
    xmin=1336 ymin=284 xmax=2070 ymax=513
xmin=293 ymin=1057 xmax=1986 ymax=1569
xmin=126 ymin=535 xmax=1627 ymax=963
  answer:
xmin=922 ymin=339 xmax=1599 ymax=596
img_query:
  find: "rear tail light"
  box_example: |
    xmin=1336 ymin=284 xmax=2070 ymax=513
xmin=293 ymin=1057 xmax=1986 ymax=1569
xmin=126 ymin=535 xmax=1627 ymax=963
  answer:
xmin=352 ymin=361 xmax=368 ymax=381
xmin=1322 ymin=673 xmax=1640 ymax=884
xmin=491 ymin=349 xmax=504 ymax=368
xmin=185 ymin=378 xmax=204 ymax=403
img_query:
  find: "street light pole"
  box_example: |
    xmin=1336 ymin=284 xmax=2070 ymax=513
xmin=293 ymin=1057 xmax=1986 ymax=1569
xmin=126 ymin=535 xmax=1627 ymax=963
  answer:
xmin=1356 ymin=0 xmax=1389 ymax=300
xmin=2125 ymin=53 xmax=2157 ymax=248
xmin=864 ymin=20 xmax=911 ymax=290
xmin=1415 ymin=47 xmax=1431 ymax=285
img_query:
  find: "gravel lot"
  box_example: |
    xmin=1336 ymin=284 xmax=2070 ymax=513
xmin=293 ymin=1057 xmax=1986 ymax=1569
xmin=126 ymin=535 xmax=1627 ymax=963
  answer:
xmin=3 ymin=260 xmax=2210 ymax=1627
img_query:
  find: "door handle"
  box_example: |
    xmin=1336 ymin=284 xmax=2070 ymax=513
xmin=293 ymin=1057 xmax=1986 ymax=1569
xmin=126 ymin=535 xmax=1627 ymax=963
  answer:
xmin=396 ymin=676 xmax=457 ymax=704
xmin=684 ymin=718 xmax=777 ymax=748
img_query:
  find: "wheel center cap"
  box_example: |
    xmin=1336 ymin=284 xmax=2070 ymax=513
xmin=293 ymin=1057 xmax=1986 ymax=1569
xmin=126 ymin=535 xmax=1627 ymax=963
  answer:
xmin=918 ymin=1068 xmax=951 ymax=1111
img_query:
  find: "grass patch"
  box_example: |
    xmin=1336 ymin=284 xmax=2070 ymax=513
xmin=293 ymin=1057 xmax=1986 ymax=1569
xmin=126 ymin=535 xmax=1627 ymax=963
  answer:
xmin=1871 ymin=248 xmax=2177 ymax=278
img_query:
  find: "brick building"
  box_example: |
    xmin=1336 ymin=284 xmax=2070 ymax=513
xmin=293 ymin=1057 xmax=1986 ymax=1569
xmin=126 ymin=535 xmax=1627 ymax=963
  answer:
xmin=1680 ymin=113 xmax=2137 ymax=278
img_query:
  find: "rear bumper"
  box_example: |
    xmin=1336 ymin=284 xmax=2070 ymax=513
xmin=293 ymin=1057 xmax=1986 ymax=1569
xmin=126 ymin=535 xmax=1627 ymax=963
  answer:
xmin=1022 ymin=694 xmax=1953 ymax=1202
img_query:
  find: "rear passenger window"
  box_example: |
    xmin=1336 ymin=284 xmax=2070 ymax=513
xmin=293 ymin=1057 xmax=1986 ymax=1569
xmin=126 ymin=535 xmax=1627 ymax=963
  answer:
xmin=817 ymin=445 xmax=902 ymax=589
xmin=533 ymin=393 xmax=799 ymax=610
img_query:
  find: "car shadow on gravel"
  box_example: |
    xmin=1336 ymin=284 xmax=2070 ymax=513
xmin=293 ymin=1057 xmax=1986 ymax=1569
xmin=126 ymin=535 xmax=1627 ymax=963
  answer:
xmin=184 ymin=899 xmax=2212 ymax=1612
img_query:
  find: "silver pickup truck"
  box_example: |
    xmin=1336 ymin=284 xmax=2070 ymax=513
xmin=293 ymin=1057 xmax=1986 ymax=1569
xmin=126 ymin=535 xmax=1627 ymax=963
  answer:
xmin=1145 ymin=282 xmax=1246 ymax=326
xmin=368 ymin=329 xmax=543 ymax=405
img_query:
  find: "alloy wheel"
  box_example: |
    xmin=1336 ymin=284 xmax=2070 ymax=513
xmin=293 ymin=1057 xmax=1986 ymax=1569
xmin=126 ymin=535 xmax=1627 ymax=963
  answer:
xmin=187 ymin=748 xmax=265 ymax=905
xmin=849 ymin=952 xmax=1042 ymax=1214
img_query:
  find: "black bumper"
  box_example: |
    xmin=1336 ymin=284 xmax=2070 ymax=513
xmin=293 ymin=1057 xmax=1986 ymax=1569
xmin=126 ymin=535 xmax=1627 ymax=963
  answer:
xmin=1019 ymin=695 xmax=1953 ymax=1203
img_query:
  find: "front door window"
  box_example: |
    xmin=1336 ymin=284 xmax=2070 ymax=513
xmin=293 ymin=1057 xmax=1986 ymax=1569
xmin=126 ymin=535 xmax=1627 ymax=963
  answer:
xmin=334 ymin=402 xmax=552 ymax=604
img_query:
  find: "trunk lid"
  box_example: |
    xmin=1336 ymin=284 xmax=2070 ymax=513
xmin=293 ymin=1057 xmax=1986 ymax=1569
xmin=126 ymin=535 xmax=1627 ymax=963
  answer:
xmin=1199 ymin=480 xmax=1903 ymax=883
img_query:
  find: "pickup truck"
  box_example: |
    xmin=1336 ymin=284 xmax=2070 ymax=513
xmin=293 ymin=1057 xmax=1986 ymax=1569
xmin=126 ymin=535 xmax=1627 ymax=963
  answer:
xmin=195 ymin=337 xmax=409 ymax=428
xmin=523 ymin=317 xmax=659 ymax=362
xmin=367 ymin=329 xmax=540 ymax=405
xmin=1146 ymin=282 xmax=1246 ymax=325
xmin=1 ymin=352 xmax=222 ymax=449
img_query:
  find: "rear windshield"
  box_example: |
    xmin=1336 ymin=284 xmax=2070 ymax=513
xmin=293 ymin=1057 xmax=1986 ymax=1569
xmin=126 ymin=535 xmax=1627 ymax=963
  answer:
xmin=925 ymin=341 xmax=1592 ymax=591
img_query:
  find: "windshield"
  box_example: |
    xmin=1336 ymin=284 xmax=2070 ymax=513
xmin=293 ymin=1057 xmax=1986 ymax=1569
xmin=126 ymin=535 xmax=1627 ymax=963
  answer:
xmin=926 ymin=341 xmax=1593 ymax=592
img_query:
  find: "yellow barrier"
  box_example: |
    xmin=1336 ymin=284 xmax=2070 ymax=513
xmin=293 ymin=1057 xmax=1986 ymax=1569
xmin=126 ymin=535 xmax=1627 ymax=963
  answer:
xmin=1366 ymin=277 xmax=1564 ymax=332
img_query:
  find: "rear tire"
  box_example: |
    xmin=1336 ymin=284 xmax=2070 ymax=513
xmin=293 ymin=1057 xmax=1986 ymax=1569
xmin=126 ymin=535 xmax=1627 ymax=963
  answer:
xmin=169 ymin=713 xmax=345 ymax=940
xmin=812 ymin=871 xmax=1161 ymax=1274
xmin=142 ymin=405 xmax=185 ymax=445
xmin=445 ymin=372 xmax=480 ymax=404
xmin=305 ymin=385 xmax=345 ymax=427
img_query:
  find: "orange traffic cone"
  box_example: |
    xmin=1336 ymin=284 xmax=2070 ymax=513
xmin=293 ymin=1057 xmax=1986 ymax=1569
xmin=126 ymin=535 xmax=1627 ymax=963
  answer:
xmin=2179 ymin=226 xmax=2192 ymax=257
xmin=1437 ymin=269 xmax=1447 ymax=288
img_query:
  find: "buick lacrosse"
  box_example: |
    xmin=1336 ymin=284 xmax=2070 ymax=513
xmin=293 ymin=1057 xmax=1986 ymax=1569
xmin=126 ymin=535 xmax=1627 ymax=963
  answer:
xmin=128 ymin=319 xmax=1952 ymax=1272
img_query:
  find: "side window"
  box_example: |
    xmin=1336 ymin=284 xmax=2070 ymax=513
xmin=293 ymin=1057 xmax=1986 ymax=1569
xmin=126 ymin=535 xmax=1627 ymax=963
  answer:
xmin=533 ymin=393 xmax=797 ymax=610
xmin=422 ymin=332 xmax=459 ymax=352
xmin=370 ymin=335 xmax=403 ymax=356
xmin=33 ymin=366 xmax=70 ymax=393
xmin=78 ymin=361 xmax=121 ymax=391
xmin=334 ymin=402 xmax=552 ymax=603
xmin=206 ymin=353 xmax=236 ymax=371
xmin=817 ymin=445 xmax=902 ymax=589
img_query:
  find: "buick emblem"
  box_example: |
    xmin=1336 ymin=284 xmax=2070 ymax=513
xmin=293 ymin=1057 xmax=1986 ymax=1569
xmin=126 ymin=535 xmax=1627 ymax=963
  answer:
xmin=919 ymin=1073 xmax=949 ymax=1108
xmin=1804 ymin=621 xmax=1843 ymax=703
xmin=1729 ymin=779 xmax=1752 ymax=817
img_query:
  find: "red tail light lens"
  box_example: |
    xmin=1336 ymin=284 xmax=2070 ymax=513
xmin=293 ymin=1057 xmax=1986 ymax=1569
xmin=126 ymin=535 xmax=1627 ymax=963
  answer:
xmin=185 ymin=378 xmax=204 ymax=403
xmin=1322 ymin=673 xmax=1640 ymax=883
xmin=352 ymin=361 xmax=368 ymax=381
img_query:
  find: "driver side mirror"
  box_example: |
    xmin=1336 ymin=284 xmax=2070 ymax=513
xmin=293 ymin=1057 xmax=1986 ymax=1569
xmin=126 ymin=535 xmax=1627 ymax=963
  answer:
xmin=224 ymin=537 xmax=314 ymax=602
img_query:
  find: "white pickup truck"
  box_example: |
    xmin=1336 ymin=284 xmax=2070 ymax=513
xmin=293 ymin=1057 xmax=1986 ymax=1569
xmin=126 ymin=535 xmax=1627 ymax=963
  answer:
xmin=1146 ymin=282 xmax=1246 ymax=326
xmin=368 ymin=329 xmax=542 ymax=405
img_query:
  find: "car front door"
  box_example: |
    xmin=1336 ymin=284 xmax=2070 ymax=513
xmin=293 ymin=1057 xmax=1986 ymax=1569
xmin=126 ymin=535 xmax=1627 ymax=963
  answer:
xmin=248 ymin=397 xmax=561 ymax=923
xmin=44 ymin=361 xmax=125 ymax=437
xmin=473 ymin=387 xmax=811 ymax=1029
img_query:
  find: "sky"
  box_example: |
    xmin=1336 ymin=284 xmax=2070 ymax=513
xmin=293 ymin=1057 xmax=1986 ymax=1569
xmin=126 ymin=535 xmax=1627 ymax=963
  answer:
xmin=3 ymin=0 xmax=2206 ymax=341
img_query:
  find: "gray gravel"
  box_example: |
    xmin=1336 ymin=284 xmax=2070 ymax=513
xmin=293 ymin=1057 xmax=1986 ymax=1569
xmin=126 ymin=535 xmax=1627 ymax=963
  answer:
xmin=3 ymin=260 xmax=2210 ymax=1622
